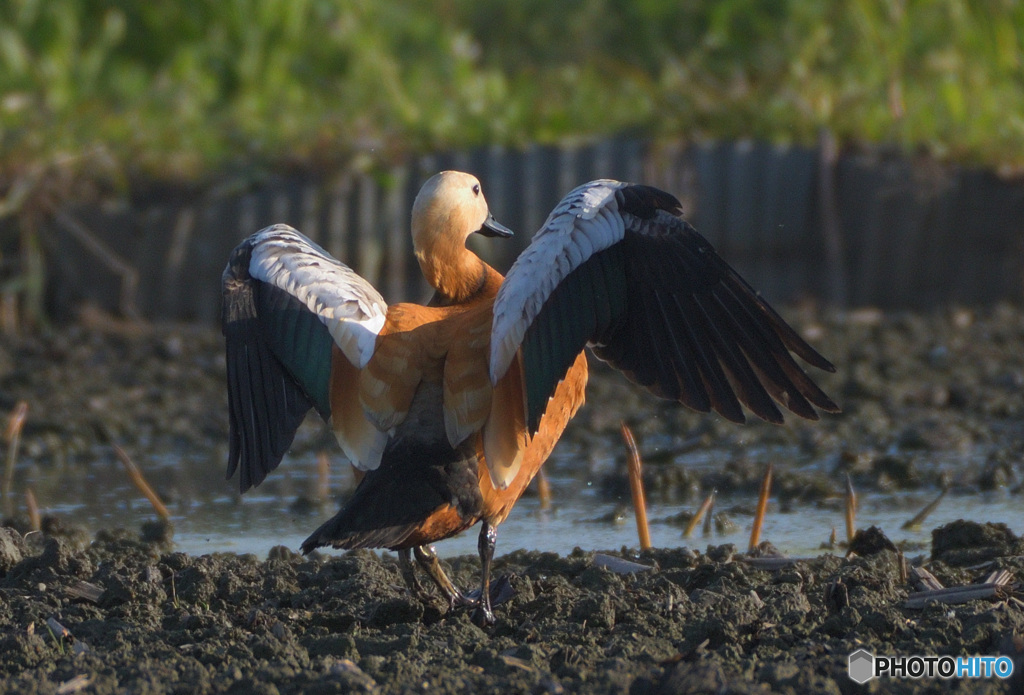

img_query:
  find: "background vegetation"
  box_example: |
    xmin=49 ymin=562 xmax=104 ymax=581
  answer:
xmin=1 ymin=0 xmax=1022 ymax=184
xmin=0 ymin=0 xmax=1020 ymax=327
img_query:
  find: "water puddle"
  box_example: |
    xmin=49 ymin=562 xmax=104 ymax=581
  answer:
xmin=14 ymin=444 xmax=1024 ymax=561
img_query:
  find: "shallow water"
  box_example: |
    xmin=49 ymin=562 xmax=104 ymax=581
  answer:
xmin=17 ymin=442 xmax=1024 ymax=561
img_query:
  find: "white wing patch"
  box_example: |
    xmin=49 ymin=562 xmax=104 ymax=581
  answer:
xmin=490 ymin=180 xmax=628 ymax=384
xmin=331 ymin=412 xmax=388 ymax=472
xmin=248 ymin=224 xmax=388 ymax=368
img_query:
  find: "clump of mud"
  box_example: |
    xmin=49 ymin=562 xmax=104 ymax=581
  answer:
xmin=1 ymin=521 xmax=1022 ymax=693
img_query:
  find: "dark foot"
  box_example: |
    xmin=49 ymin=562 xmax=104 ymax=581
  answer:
xmin=472 ymin=521 xmax=499 ymax=627
xmin=448 ymin=589 xmax=479 ymax=611
xmin=463 ymin=574 xmax=515 ymax=608
xmin=470 ymin=604 xmax=496 ymax=627
xmin=412 ymin=544 xmax=477 ymax=610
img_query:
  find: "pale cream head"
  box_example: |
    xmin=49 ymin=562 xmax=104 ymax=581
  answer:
xmin=411 ymin=171 xmax=492 ymax=256
xmin=410 ymin=171 xmax=511 ymax=299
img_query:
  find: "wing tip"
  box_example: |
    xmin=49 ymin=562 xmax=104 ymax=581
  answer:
xmin=819 ymin=399 xmax=842 ymax=415
xmin=721 ymin=410 xmax=748 ymax=425
xmin=617 ymin=184 xmax=684 ymax=219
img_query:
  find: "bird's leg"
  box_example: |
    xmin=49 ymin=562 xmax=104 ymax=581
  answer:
xmin=413 ymin=544 xmax=477 ymax=609
xmin=470 ymin=521 xmax=498 ymax=627
xmin=398 ymin=548 xmax=424 ymax=595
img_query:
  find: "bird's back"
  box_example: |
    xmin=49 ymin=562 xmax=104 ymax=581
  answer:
xmin=303 ymin=266 xmax=507 ymax=546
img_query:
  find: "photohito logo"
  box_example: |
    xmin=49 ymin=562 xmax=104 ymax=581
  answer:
xmin=848 ymin=649 xmax=874 ymax=684
xmin=848 ymin=649 xmax=1014 ymax=683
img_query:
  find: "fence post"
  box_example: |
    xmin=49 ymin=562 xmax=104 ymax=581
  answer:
xmin=326 ymin=174 xmax=352 ymax=263
xmin=385 ymin=165 xmax=409 ymax=301
xmin=357 ymin=175 xmax=380 ymax=287
xmin=817 ymin=130 xmax=848 ymax=307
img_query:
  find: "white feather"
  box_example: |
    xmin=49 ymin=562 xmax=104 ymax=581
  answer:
xmin=248 ymin=224 xmax=388 ymax=368
xmin=490 ymin=180 xmax=628 ymax=384
xmin=331 ymin=413 xmax=388 ymax=471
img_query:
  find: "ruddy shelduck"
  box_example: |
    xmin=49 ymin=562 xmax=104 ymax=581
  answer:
xmin=222 ymin=171 xmax=839 ymax=625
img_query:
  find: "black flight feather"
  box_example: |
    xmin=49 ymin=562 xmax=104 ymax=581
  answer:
xmin=519 ymin=182 xmax=837 ymax=435
xmin=222 ymin=238 xmax=334 ymax=492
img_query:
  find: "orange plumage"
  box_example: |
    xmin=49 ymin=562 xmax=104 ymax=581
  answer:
xmin=222 ymin=171 xmax=838 ymax=626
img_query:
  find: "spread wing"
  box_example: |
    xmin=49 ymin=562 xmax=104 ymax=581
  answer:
xmin=222 ymin=224 xmax=388 ymax=491
xmin=491 ymin=180 xmax=839 ymax=435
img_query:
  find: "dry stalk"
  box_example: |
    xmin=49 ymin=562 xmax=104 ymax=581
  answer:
xmin=66 ymin=581 xmax=104 ymax=604
xmin=113 ymin=445 xmax=170 ymax=521
xmin=56 ymin=674 xmax=92 ymax=695
xmin=535 ymin=468 xmax=552 ymax=511
xmin=702 ymin=490 xmax=715 ymax=537
xmin=620 ymin=423 xmax=651 ymax=550
xmin=3 ymin=401 xmax=28 ymax=519
xmin=901 ymin=487 xmax=947 ymax=530
xmin=742 ymin=556 xmax=809 ymax=570
xmin=984 ymin=569 xmax=1013 ymax=587
xmin=748 ymin=464 xmax=773 ymax=552
xmin=25 ymin=487 xmax=40 ymax=531
xmin=904 ymin=583 xmax=1009 ymax=609
xmin=54 ymin=210 xmax=140 ymax=319
xmin=909 ymin=565 xmax=944 ymax=592
xmin=844 ymin=473 xmax=857 ymax=543
xmin=684 ymin=490 xmax=716 ymax=539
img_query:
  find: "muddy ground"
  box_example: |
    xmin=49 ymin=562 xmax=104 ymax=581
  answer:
xmin=1 ymin=303 xmax=1024 ymax=693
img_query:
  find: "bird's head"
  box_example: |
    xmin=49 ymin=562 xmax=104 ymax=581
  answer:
xmin=412 ymin=171 xmax=511 ymax=260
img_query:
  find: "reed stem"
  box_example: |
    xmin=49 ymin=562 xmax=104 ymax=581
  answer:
xmin=620 ymin=423 xmax=651 ymax=550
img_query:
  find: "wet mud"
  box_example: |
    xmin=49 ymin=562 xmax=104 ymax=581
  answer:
xmin=2 ymin=522 xmax=1024 ymax=694
xmin=1 ymin=304 xmax=1023 ymax=693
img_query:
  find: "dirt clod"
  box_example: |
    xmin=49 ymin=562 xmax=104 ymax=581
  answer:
xmin=932 ymin=520 xmax=1022 ymax=566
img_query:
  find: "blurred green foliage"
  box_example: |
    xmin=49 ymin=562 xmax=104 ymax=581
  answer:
xmin=0 ymin=0 xmax=1022 ymax=181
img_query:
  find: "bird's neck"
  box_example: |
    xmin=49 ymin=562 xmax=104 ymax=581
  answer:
xmin=416 ymin=235 xmax=492 ymax=305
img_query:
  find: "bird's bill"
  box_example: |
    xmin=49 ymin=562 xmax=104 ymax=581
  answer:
xmin=477 ymin=213 xmax=513 ymax=238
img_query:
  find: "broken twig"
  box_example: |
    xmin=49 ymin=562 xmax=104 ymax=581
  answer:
xmin=904 ymin=583 xmax=1010 ymax=609
xmin=742 ymin=556 xmax=810 ymax=571
xmin=902 ymin=487 xmax=947 ymax=530
xmin=3 ymin=401 xmax=28 ymax=519
xmin=66 ymin=581 xmax=105 ymax=604
xmin=908 ymin=565 xmax=944 ymax=592
xmin=25 ymin=487 xmax=40 ymax=531
xmin=535 ymin=468 xmax=552 ymax=511
xmin=594 ymin=553 xmax=654 ymax=575
xmin=684 ymin=490 xmax=715 ymax=539
xmin=620 ymin=423 xmax=651 ymax=550
xmin=844 ymin=473 xmax=857 ymax=543
xmin=56 ymin=675 xmax=92 ymax=695
xmin=113 ymin=445 xmax=170 ymax=521
xmin=748 ymin=464 xmax=773 ymax=552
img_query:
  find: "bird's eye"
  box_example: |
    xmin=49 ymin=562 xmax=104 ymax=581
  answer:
xmin=472 ymin=184 xmax=480 ymax=196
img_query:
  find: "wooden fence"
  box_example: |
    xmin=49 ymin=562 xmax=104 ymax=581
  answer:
xmin=41 ymin=137 xmax=1024 ymax=322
